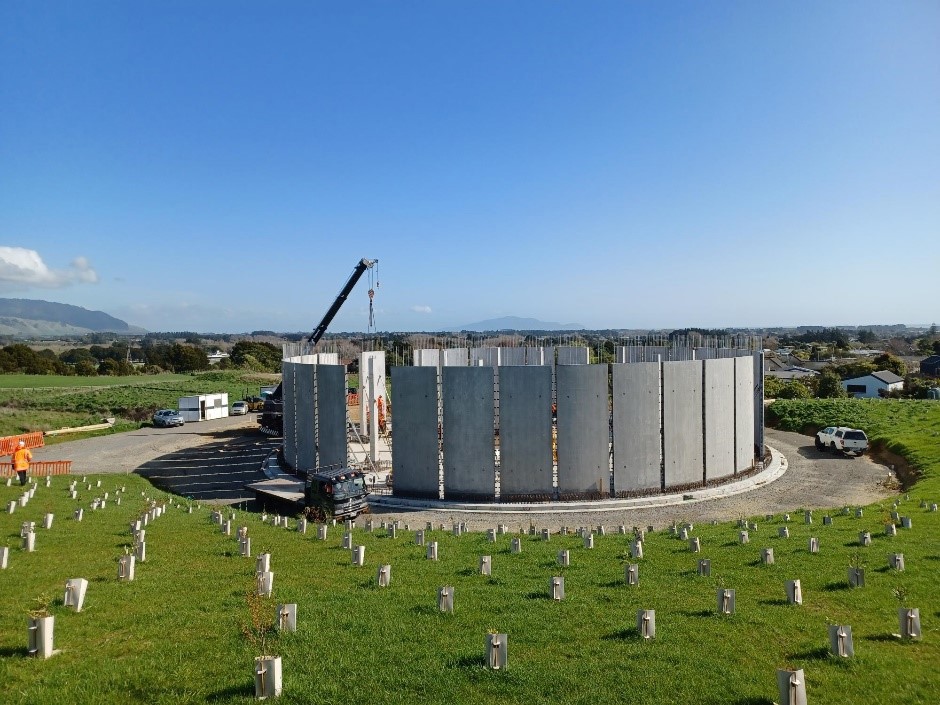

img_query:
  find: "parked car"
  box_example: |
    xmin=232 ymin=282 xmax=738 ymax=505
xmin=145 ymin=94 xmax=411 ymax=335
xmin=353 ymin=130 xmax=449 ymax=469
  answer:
xmin=152 ymin=409 xmax=185 ymax=428
xmin=815 ymin=426 xmax=868 ymax=455
xmin=231 ymin=401 xmax=249 ymax=416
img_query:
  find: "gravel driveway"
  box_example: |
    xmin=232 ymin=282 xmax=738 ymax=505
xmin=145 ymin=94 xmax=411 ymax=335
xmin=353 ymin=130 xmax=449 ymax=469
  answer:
xmin=25 ymin=424 xmax=898 ymax=524
xmin=29 ymin=414 xmax=263 ymax=475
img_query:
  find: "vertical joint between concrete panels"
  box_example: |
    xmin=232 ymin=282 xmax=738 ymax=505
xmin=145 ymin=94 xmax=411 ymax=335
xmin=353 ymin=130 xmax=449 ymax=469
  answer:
xmin=552 ymin=366 xmax=558 ymax=497
xmin=702 ymin=362 xmax=708 ymax=485
xmin=608 ymin=365 xmax=614 ymax=496
xmin=344 ymin=369 xmax=352 ymax=468
xmin=757 ymin=351 xmax=765 ymax=454
xmin=313 ymin=367 xmax=320 ymax=470
xmin=659 ymin=358 xmax=665 ymax=491
xmin=437 ymin=366 xmax=444 ymax=498
xmin=733 ymin=360 xmax=738 ymax=474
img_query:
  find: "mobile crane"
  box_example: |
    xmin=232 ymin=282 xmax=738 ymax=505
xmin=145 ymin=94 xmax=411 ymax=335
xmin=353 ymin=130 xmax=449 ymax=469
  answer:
xmin=259 ymin=257 xmax=378 ymax=436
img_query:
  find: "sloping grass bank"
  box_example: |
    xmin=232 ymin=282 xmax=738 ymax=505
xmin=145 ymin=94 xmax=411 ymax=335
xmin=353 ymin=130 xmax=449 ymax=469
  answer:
xmin=768 ymin=399 xmax=940 ymax=495
xmin=1 ymin=470 xmax=938 ymax=704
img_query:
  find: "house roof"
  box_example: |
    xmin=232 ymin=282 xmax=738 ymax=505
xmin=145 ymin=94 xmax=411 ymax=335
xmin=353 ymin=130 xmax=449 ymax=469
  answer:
xmin=842 ymin=370 xmax=905 ymax=385
xmin=871 ymin=370 xmax=904 ymax=384
xmin=921 ymin=355 xmax=940 ymax=366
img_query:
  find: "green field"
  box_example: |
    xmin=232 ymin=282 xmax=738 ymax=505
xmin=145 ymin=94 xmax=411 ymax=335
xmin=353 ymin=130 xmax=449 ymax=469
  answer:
xmin=0 ymin=398 xmax=937 ymax=703
xmin=0 ymin=374 xmax=191 ymax=389
xmin=0 ymin=371 xmax=278 ymax=439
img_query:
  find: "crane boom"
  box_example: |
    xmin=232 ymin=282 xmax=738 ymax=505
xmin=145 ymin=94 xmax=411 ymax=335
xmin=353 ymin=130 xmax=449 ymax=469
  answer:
xmin=259 ymin=257 xmax=378 ymax=437
xmin=307 ymin=258 xmax=377 ymax=345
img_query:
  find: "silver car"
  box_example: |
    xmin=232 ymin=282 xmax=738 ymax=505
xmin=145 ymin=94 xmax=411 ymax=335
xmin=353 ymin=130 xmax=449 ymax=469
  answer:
xmin=152 ymin=409 xmax=185 ymax=427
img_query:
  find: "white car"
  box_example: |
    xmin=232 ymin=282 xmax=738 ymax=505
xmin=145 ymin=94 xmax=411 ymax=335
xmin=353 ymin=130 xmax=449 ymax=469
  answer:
xmin=815 ymin=426 xmax=868 ymax=455
xmin=230 ymin=401 xmax=249 ymax=416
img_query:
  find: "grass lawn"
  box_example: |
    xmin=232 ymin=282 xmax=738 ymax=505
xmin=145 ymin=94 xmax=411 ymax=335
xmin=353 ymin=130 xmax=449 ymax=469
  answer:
xmin=0 ymin=374 xmax=191 ymax=389
xmin=0 ymin=398 xmax=936 ymax=703
xmin=1 ymin=469 xmax=938 ymax=703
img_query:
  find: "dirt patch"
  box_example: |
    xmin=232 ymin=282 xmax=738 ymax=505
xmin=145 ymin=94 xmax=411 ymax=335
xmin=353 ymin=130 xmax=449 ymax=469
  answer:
xmin=869 ymin=443 xmax=920 ymax=490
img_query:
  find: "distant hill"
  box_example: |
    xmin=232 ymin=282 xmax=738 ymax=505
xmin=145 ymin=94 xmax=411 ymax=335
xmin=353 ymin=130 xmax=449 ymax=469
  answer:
xmin=455 ymin=316 xmax=585 ymax=332
xmin=0 ymin=298 xmax=144 ymax=337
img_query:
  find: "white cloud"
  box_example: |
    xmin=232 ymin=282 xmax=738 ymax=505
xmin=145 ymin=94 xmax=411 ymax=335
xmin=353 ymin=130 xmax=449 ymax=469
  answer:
xmin=0 ymin=247 xmax=99 ymax=289
xmin=410 ymin=305 xmax=432 ymax=314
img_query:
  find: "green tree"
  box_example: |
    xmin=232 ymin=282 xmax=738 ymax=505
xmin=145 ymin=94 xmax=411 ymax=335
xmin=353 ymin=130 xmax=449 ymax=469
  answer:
xmin=816 ymin=370 xmax=847 ymax=398
xmin=75 ymin=360 xmax=98 ymax=376
xmin=873 ymin=353 xmax=905 ymax=377
xmin=169 ymin=344 xmax=209 ymax=373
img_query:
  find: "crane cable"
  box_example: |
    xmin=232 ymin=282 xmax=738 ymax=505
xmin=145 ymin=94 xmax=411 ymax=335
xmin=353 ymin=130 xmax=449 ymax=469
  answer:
xmin=367 ymin=261 xmax=379 ymax=334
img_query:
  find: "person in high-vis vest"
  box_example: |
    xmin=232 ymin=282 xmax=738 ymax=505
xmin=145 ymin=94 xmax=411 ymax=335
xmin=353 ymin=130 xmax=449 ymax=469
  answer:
xmin=12 ymin=439 xmax=32 ymax=486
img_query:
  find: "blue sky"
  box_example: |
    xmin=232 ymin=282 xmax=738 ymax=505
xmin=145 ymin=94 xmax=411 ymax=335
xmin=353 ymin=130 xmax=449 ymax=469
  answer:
xmin=1 ymin=1 xmax=937 ymax=334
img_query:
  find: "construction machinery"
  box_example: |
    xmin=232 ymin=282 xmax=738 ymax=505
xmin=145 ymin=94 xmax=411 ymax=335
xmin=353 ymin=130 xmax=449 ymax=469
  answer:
xmin=302 ymin=466 xmax=370 ymax=522
xmin=259 ymin=257 xmax=378 ymax=437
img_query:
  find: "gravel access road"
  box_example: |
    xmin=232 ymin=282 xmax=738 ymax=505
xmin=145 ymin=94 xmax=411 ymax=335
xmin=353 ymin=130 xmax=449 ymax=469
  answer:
xmin=25 ymin=423 xmax=898 ymax=523
xmin=29 ymin=414 xmax=280 ymax=504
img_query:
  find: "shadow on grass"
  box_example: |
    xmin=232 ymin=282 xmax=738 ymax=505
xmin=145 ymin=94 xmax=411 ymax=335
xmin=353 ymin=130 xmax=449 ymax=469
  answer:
xmin=758 ymin=598 xmax=790 ymax=607
xmin=599 ymin=579 xmax=625 ymax=589
xmin=0 ymin=646 xmax=29 ymax=657
xmin=602 ymin=628 xmax=642 ymax=641
xmin=730 ymin=697 xmax=774 ymax=705
xmin=486 ymin=577 xmax=505 ymax=587
xmin=823 ymin=581 xmax=849 ymax=592
xmin=410 ymin=605 xmax=440 ymax=617
xmin=524 ymin=591 xmax=550 ymax=601
xmin=863 ymin=633 xmax=903 ymax=643
xmin=788 ymin=646 xmax=833 ymax=661
xmin=455 ymin=567 xmax=476 ymax=577
xmin=447 ymin=653 xmax=486 ymax=670
xmin=678 ymin=609 xmax=713 ymax=618
xmin=207 ymin=683 xmax=255 ymax=701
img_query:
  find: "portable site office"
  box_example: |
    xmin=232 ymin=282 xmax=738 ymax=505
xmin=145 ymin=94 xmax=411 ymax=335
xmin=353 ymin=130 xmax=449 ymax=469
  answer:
xmin=178 ymin=393 xmax=229 ymax=422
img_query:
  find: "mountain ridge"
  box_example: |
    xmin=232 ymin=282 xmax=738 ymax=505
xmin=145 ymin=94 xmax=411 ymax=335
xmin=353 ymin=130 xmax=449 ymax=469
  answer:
xmin=0 ymin=298 xmax=143 ymax=337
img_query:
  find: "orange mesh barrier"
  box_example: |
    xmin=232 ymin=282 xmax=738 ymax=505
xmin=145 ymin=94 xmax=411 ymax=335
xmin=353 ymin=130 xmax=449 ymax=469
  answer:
xmin=0 ymin=432 xmax=45 ymax=455
xmin=0 ymin=460 xmax=72 ymax=477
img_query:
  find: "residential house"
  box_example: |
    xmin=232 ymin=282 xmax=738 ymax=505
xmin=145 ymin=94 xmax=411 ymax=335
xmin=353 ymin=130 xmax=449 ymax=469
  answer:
xmin=920 ymin=355 xmax=940 ymax=377
xmin=841 ymin=370 xmax=905 ymax=398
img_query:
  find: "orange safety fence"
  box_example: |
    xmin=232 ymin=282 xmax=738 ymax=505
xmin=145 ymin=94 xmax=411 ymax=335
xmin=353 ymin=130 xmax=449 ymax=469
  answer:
xmin=0 ymin=432 xmax=45 ymax=455
xmin=347 ymin=393 xmax=360 ymax=406
xmin=0 ymin=461 xmax=72 ymax=477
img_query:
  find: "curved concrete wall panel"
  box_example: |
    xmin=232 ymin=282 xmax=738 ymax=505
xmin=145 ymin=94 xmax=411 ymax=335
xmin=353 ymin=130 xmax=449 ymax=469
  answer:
xmin=442 ymin=367 xmax=495 ymax=500
xmin=663 ymin=360 xmax=703 ymax=488
xmin=612 ymin=362 xmax=662 ymax=493
xmin=294 ymin=363 xmax=315 ymax=471
xmin=282 ymin=362 xmax=299 ymax=471
xmin=556 ymin=364 xmax=609 ymax=496
xmin=499 ymin=366 xmax=554 ymax=498
xmin=391 ymin=367 xmax=440 ymax=498
xmin=704 ymin=358 xmax=735 ymax=481
xmin=735 ymin=356 xmax=756 ymax=472
xmin=314 ymin=365 xmax=347 ymax=470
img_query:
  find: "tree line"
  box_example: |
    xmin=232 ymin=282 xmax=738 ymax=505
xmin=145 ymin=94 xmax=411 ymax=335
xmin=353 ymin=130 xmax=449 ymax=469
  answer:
xmin=0 ymin=340 xmax=283 ymax=376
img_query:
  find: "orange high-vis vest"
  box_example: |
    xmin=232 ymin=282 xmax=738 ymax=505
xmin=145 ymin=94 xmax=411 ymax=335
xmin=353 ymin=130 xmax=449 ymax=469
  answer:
xmin=13 ymin=447 xmax=31 ymax=471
